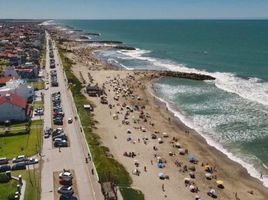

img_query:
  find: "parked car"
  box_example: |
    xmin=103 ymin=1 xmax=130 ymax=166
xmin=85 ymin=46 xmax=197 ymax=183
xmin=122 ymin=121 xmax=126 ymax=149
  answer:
xmin=54 ymin=118 xmax=63 ymax=125
xmin=12 ymin=163 xmax=26 ymax=171
xmin=54 ymin=139 xmax=68 ymax=147
xmin=59 ymin=194 xmax=74 ymax=200
xmin=12 ymin=155 xmax=27 ymax=163
xmin=0 ymin=165 xmax=11 ymax=172
xmin=0 ymin=157 xmax=9 ymax=165
xmin=59 ymin=179 xmax=72 ymax=186
xmin=59 ymin=171 xmax=73 ymax=181
xmin=57 ymin=186 xmax=74 ymax=195
xmin=53 ymin=133 xmax=68 ymax=141
xmin=25 ymin=158 xmax=38 ymax=165
xmin=44 ymin=127 xmax=52 ymax=138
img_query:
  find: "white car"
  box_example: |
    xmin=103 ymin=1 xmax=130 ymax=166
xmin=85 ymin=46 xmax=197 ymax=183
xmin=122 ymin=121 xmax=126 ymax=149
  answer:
xmin=25 ymin=158 xmax=39 ymax=165
xmin=12 ymin=155 xmax=27 ymax=163
xmin=59 ymin=172 xmax=73 ymax=181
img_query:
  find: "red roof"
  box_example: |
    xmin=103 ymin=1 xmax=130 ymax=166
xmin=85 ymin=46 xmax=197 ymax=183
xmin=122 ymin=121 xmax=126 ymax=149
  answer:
xmin=0 ymin=93 xmax=27 ymax=109
xmin=0 ymin=76 xmax=13 ymax=84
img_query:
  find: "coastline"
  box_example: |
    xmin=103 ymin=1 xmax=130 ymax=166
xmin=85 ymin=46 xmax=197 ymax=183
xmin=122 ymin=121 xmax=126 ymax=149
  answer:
xmin=148 ymin=78 xmax=268 ymax=188
xmin=48 ymin=25 xmax=268 ymax=199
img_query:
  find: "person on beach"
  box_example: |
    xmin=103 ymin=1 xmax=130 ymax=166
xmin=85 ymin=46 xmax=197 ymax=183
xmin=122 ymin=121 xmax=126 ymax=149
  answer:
xmin=162 ymin=184 xmax=165 ymax=192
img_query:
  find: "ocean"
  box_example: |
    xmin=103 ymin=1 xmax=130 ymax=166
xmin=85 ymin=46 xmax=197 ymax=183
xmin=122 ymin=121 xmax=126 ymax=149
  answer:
xmin=57 ymin=20 xmax=268 ymax=186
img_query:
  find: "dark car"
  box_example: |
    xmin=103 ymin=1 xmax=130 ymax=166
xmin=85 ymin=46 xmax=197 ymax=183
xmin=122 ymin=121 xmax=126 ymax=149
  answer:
xmin=12 ymin=163 xmax=26 ymax=171
xmin=54 ymin=118 xmax=63 ymax=125
xmin=0 ymin=165 xmax=11 ymax=172
xmin=54 ymin=139 xmax=68 ymax=147
xmin=53 ymin=133 xmax=68 ymax=141
xmin=0 ymin=157 xmax=9 ymax=165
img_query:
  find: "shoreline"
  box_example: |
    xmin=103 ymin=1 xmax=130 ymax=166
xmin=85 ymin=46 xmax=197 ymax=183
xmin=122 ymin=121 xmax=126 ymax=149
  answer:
xmin=148 ymin=77 xmax=268 ymax=188
xmin=49 ymin=25 xmax=268 ymax=199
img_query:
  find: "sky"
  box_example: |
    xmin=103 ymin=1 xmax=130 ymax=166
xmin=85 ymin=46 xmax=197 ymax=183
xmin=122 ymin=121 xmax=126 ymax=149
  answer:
xmin=0 ymin=0 xmax=268 ymax=19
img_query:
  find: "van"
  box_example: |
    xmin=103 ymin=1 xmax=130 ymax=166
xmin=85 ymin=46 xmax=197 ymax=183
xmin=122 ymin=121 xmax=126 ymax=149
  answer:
xmin=0 ymin=157 xmax=8 ymax=165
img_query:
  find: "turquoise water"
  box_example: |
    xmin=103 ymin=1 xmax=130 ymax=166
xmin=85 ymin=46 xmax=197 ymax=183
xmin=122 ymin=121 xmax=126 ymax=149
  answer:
xmin=57 ymin=20 xmax=268 ymax=186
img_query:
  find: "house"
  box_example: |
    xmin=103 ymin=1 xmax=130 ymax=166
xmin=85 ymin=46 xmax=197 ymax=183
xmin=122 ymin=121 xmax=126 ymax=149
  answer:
xmin=0 ymin=79 xmax=34 ymax=100
xmin=86 ymin=84 xmax=103 ymax=97
xmin=4 ymin=66 xmax=20 ymax=79
xmin=0 ymin=93 xmax=29 ymax=122
xmin=0 ymin=76 xmax=13 ymax=87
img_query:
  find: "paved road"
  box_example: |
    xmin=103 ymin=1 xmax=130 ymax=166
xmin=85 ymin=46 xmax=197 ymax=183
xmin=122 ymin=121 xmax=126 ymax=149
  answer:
xmin=40 ymin=32 xmax=102 ymax=200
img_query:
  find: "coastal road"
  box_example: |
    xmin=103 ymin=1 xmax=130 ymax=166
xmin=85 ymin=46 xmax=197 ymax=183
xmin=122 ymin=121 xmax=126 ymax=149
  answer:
xmin=40 ymin=32 xmax=103 ymax=200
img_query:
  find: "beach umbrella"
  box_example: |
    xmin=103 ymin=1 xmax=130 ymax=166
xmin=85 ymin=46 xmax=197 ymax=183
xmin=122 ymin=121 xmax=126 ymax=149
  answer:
xmin=158 ymin=172 xmax=165 ymax=178
xmin=189 ymin=184 xmax=196 ymax=192
xmin=189 ymin=166 xmax=196 ymax=171
xmin=188 ymin=155 xmax=198 ymax=163
xmin=189 ymin=172 xmax=195 ymax=178
xmin=175 ymin=142 xmax=181 ymax=148
xmin=178 ymin=148 xmax=185 ymax=155
xmin=205 ymin=173 xmax=212 ymax=179
xmin=216 ymin=180 xmax=224 ymax=188
xmin=158 ymin=138 xmax=163 ymax=144
xmin=162 ymin=132 xmax=168 ymax=137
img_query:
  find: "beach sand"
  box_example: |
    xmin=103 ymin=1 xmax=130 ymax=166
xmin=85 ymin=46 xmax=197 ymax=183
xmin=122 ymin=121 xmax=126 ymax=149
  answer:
xmin=63 ymin=44 xmax=268 ymax=200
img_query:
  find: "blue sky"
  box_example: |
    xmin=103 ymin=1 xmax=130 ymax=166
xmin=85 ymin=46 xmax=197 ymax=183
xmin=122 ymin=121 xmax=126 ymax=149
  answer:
xmin=0 ymin=0 xmax=268 ymax=19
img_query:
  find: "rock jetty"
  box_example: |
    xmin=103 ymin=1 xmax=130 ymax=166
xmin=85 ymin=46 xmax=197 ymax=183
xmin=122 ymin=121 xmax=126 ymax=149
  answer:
xmin=158 ymin=70 xmax=215 ymax=80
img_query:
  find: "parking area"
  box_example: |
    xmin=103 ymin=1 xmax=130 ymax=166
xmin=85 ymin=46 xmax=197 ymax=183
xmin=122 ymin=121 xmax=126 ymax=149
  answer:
xmin=53 ymin=169 xmax=78 ymax=200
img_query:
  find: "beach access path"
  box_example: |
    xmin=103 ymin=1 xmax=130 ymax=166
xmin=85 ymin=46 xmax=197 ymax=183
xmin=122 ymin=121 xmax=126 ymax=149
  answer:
xmin=40 ymin=32 xmax=103 ymax=200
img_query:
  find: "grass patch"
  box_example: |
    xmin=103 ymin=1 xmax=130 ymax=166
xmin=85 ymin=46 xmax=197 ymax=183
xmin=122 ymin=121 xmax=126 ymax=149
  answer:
xmin=0 ymin=120 xmax=43 ymax=159
xmin=0 ymin=178 xmax=18 ymax=200
xmin=29 ymin=80 xmax=45 ymax=90
xmin=58 ymin=46 xmax=144 ymax=199
xmin=120 ymin=188 xmax=145 ymax=200
xmin=0 ymin=121 xmax=30 ymax=136
xmin=33 ymin=101 xmax=44 ymax=109
xmin=12 ymin=170 xmax=40 ymax=200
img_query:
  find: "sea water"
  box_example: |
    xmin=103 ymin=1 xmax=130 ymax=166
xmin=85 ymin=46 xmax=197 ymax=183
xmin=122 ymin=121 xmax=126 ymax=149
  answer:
xmin=57 ymin=20 xmax=268 ymax=186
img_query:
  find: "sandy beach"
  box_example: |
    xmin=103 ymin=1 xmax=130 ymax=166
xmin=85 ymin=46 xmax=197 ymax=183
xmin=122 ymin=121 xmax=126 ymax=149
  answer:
xmin=61 ymin=42 xmax=268 ymax=200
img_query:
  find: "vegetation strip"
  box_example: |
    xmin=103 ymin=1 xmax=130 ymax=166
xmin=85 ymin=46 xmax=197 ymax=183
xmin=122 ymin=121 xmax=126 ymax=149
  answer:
xmin=58 ymin=45 xmax=144 ymax=200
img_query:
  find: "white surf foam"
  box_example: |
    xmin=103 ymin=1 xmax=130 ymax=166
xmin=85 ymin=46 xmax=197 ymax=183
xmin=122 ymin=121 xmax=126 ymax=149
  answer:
xmin=149 ymin=88 xmax=268 ymax=188
xmin=119 ymin=49 xmax=268 ymax=106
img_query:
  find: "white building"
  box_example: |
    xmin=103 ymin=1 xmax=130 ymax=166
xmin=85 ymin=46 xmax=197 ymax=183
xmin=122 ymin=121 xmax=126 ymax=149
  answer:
xmin=0 ymin=79 xmax=34 ymax=100
xmin=0 ymin=93 xmax=29 ymax=122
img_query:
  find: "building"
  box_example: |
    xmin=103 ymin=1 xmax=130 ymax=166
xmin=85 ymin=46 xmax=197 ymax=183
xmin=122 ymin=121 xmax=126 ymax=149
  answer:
xmin=86 ymin=84 xmax=103 ymax=97
xmin=0 ymin=79 xmax=34 ymax=100
xmin=0 ymin=93 xmax=29 ymax=122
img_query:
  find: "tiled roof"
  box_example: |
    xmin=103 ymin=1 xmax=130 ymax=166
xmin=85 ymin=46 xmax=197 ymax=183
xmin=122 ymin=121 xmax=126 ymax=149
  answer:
xmin=0 ymin=76 xmax=13 ymax=84
xmin=0 ymin=93 xmax=27 ymax=109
